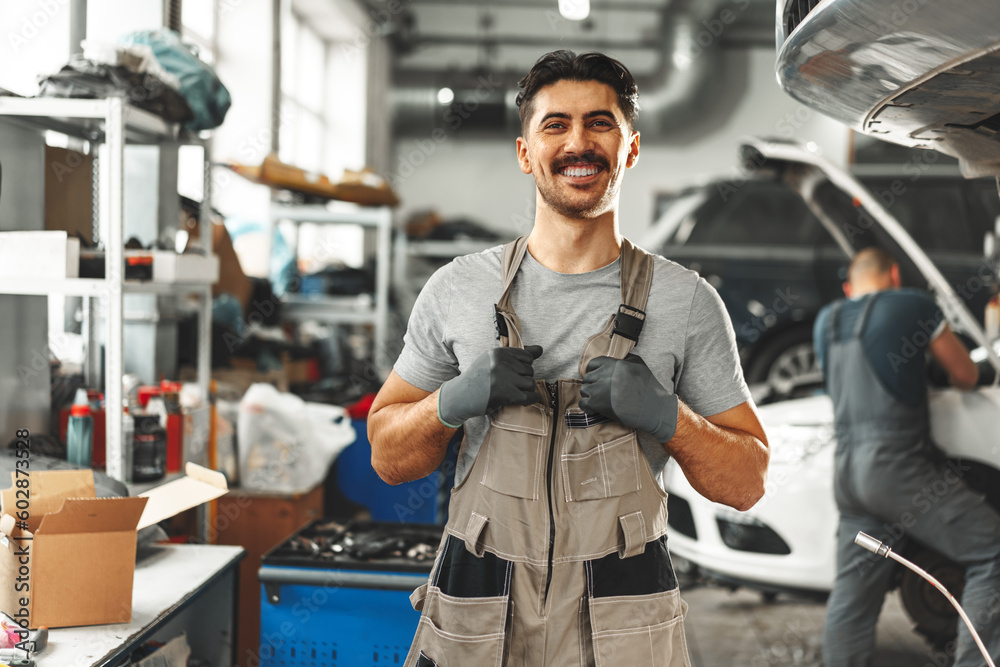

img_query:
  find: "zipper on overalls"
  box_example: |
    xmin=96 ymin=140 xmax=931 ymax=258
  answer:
xmin=542 ymin=380 xmax=558 ymax=604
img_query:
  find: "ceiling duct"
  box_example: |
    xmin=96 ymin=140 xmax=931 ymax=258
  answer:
xmin=635 ymin=0 xmax=727 ymax=138
xmin=390 ymin=0 xmax=731 ymax=141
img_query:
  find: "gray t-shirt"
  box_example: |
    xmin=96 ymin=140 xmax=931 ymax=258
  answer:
xmin=395 ymin=243 xmax=751 ymax=486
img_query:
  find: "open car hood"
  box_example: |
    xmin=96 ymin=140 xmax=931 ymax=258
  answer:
xmin=742 ymin=137 xmax=1000 ymax=376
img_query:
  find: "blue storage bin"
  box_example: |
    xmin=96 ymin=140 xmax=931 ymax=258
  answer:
xmin=334 ymin=420 xmax=447 ymax=524
xmin=259 ymin=578 xmax=424 ymax=665
xmin=259 ymin=520 xmax=442 ymax=667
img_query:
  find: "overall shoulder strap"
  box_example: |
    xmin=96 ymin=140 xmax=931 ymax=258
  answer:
xmin=607 ymin=239 xmax=654 ymax=359
xmin=494 ymin=236 xmax=530 ymax=348
xmin=853 ymin=292 xmax=880 ymax=338
xmin=829 ymin=300 xmax=845 ymax=343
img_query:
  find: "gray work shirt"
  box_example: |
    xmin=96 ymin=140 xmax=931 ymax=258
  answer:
xmin=395 ymin=244 xmax=752 ymax=486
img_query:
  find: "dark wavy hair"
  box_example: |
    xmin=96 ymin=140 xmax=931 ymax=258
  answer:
xmin=515 ymin=50 xmax=639 ymax=134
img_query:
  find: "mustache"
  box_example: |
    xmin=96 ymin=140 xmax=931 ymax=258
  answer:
xmin=552 ymin=153 xmax=609 ymax=171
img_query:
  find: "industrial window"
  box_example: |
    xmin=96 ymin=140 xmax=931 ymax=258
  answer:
xmin=278 ymin=5 xmax=367 ymax=181
xmin=280 ymin=12 xmax=327 ymax=174
xmin=277 ymin=4 xmax=369 ymax=270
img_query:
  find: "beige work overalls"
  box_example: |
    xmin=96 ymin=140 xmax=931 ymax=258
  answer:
xmin=406 ymin=236 xmax=691 ymax=667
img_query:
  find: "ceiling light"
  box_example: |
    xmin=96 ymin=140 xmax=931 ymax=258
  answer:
xmin=558 ymin=0 xmax=589 ymax=21
xmin=437 ymin=87 xmax=455 ymax=105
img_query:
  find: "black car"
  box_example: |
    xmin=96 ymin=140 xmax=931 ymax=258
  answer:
xmin=643 ymin=158 xmax=1000 ymax=397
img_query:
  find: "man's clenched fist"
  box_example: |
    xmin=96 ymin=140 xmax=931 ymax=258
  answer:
xmin=437 ymin=345 xmax=543 ymax=428
xmin=579 ymin=353 xmax=678 ymax=443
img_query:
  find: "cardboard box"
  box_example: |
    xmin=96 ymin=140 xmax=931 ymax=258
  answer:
xmin=228 ymin=153 xmax=400 ymax=207
xmin=45 ymin=145 xmax=94 ymax=247
xmin=0 ymin=463 xmax=227 ymax=629
xmin=0 ymin=231 xmax=80 ymax=279
xmin=211 ymin=221 xmax=253 ymax=313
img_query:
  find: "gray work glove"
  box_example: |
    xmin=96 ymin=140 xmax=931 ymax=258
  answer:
xmin=579 ymin=354 xmax=679 ymax=443
xmin=437 ymin=345 xmax=543 ymax=428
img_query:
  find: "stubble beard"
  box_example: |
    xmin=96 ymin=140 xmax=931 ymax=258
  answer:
xmin=536 ymin=169 xmax=620 ymax=220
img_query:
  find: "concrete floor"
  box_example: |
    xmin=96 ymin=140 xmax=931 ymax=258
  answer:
xmin=680 ymin=578 xmax=947 ymax=666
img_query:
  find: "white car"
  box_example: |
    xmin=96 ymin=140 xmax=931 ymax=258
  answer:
xmin=664 ymin=138 xmax=1000 ymax=645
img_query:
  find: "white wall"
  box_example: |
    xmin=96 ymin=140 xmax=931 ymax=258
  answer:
xmin=392 ymin=48 xmax=852 ymax=239
xmin=85 ymin=1 xmax=166 ymax=44
xmin=0 ymin=0 xmax=70 ymax=95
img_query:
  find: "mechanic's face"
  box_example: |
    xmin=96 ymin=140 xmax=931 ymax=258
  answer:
xmin=516 ymin=79 xmax=639 ymax=220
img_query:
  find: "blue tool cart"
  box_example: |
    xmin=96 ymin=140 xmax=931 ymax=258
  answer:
xmin=258 ymin=519 xmax=442 ymax=666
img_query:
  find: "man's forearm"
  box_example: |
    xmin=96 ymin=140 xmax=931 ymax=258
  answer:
xmin=666 ymin=401 xmax=769 ymax=511
xmin=368 ymin=390 xmax=457 ymax=485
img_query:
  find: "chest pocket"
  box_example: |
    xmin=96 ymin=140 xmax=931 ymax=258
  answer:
xmin=560 ymin=411 xmax=642 ymax=502
xmin=481 ymin=403 xmax=550 ymax=500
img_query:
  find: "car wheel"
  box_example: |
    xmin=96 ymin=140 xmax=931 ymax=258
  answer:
xmin=746 ymin=327 xmax=822 ymax=397
xmin=899 ymin=546 xmax=963 ymax=649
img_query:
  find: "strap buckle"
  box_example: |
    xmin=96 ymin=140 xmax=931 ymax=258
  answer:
xmin=494 ymin=304 xmax=509 ymax=341
xmin=612 ymin=304 xmax=646 ymax=343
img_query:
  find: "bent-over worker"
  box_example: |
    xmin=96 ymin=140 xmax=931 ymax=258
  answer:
xmin=817 ymin=246 xmax=1000 ymax=666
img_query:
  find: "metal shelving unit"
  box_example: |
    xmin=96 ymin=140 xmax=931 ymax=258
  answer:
xmin=0 ymin=96 xmax=215 ymax=483
xmin=392 ymin=234 xmax=502 ymax=321
xmin=271 ymin=203 xmax=393 ymax=376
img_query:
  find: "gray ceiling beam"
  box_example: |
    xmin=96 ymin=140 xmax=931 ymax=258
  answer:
xmin=405 ymin=0 xmax=667 ymax=10
xmin=409 ymin=34 xmax=657 ymax=49
xmin=405 ymin=27 xmax=774 ymax=50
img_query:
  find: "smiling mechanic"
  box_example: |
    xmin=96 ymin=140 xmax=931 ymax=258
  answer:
xmin=368 ymin=50 xmax=769 ymax=666
xmin=816 ymin=247 xmax=1000 ymax=667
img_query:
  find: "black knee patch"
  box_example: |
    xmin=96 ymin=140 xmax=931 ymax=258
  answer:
xmin=587 ymin=535 xmax=677 ymax=598
xmin=432 ymin=534 xmax=512 ymax=598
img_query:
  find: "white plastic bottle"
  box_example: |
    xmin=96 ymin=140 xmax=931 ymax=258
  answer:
xmin=986 ymin=292 xmax=999 ymax=343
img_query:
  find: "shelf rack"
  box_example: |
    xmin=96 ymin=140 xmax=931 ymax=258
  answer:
xmin=271 ymin=203 xmax=393 ymax=377
xmin=391 ymin=235 xmax=503 ymax=322
xmin=0 ymin=96 xmax=214 ymax=483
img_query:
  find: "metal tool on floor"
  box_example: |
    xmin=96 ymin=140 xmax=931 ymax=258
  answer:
xmin=855 ymin=531 xmax=996 ymax=667
xmin=0 ymin=650 xmax=35 ymax=666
